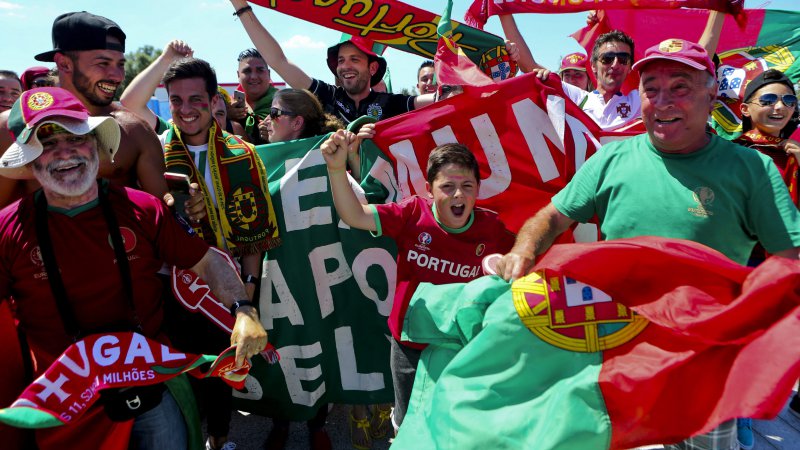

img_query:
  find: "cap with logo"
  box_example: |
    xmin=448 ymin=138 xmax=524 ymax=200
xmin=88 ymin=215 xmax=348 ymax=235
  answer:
xmin=559 ymin=53 xmax=589 ymax=73
xmin=326 ymin=36 xmax=387 ymax=87
xmin=631 ymin=39 xmax=715 ymax=78
xmin=35 ymin=11 xmax=126 ymax=62
xmin=0 ymin=87 xmax=120 ymax=180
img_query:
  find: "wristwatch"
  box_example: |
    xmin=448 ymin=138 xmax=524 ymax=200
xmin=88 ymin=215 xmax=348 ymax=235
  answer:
xmin=243 ymin=274 xmax=258 ymax=284
xmin=230 ymin=300 xmax=256 ymax=317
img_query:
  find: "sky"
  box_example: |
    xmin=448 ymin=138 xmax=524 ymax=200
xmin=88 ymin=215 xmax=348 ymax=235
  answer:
xmin=1 ymin=1 xmax=799 ymax=94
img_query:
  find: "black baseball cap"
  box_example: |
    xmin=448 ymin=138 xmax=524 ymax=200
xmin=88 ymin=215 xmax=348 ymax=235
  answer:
xmin=35 ymin=12 xmax=126 ymax=62
xmin=742 ymin=69 xmax=795 ymax=103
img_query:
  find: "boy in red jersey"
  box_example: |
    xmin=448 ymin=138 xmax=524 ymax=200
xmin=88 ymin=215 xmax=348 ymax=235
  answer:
xmin=321 ymin=130 xmax=515 ymax=435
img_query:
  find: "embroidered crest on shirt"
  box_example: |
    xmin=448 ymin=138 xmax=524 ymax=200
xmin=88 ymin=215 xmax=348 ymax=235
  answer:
xmin=366 ymin=103 xmax=383 ymax=119
xmin=616 ymin=102 xmax=631 ymax=119
xmin=475 ymin=243 xmax=486 ymax=256
xmin=689 ymin=187 xmax=715 ymax=218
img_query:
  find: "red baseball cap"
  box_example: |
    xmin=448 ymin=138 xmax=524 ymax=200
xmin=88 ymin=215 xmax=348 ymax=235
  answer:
xmin=1 ymin=87 xmax=120 ymax=179
xmin=559 ymin=52 xmax=588 ymax=73
xmin=632 ymin=39 xmax=715 ymax=78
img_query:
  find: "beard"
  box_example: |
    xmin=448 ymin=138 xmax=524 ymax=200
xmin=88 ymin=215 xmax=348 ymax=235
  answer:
xmin=72 ymin=67 xmax=116 ymax=107
xmin=339 ymin=71 xmax=370 ymax=96
xmin=32 ymin=149 xmax=100 ymax=198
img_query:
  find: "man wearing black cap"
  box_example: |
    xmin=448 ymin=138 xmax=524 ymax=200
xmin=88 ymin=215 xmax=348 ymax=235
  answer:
xmin=0 ymin=12 xmax=182 ymax=213
xmin=229 ymin=0 xmax=434 ymax=124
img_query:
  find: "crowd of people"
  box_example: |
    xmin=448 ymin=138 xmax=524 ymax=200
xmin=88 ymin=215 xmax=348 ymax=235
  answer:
xmin=0 ymin=3 xmax=798 ymax=450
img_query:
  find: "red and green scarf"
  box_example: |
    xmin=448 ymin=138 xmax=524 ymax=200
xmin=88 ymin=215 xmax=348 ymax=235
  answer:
xmin=736 ymin=129 xmax=799 ymax=206
xmin=164 ymin=122 xmax=281 ymax=255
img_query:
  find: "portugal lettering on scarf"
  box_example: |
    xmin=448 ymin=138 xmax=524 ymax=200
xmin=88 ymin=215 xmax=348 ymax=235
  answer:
xmin=164 ymin=122 xmax=281 ymax=255
xmin=0 ymin=333 xmax=251 ymax=429
xmin=465 ymin=0 xmax=745 ymax=29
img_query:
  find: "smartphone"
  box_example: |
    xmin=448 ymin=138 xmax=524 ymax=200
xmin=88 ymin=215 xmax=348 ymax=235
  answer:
xmin=233 ymin=90 xmax=245 ymax=105
xmin=165 ymin=172 xmax=192 ymax=221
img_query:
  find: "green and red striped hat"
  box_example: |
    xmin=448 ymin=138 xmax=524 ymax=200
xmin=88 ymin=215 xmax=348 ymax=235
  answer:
xmin=1 ymin=87 xmax=120 ymax=179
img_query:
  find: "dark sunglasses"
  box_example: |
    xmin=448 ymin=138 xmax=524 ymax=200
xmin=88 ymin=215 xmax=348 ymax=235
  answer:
xmin=31 ymin=78 xmax=54 ymax=88
xmin=750 ymin=93 xmax=798 ymax=108
xmin=598 ymin=52 xmax=631 ymax=66
xmin=269 ymin=107 xmax=297 ymax=119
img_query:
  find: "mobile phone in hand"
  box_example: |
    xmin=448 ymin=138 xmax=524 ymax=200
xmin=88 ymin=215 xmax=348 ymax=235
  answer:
xmin=165 ymin=172 xmax=192 ymax=221
xmin=233 ymin=90 xmax=245 ymax=105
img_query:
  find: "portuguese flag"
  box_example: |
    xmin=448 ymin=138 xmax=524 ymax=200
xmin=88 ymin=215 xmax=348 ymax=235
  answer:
xmin=572 ymin=8 xmax=800 ymax=139
xmin=392 ymin=237 xmax=800 ymax=449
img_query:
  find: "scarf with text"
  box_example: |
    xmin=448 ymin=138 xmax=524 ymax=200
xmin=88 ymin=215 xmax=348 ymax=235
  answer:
xmin=0 ymin=332 xmax=252 ymax=429
xmin=164 ymin=121 xmax=280 ymax=255
xmin=735 ymin=129 xmax=799 ymax=206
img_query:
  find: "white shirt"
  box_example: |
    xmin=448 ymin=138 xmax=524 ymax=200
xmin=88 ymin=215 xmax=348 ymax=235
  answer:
xmin=562 ymin=82 xmax=641 ymax=131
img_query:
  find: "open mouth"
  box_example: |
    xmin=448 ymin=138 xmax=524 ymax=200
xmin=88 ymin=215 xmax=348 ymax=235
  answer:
xmin=768 ymin=114 xmax=785 ymax=120
xmin=655 ymin=118 xmax=680 ymax=125
xmin=97 ymin=82 xmax=118 ymax=95
xmin=340 ymin=72 xmax=357 ymax=81
xmin=52 ymin=161 xmax=85 ymax=175
xmin=451 ymin=203 xmax=465 ymax=217
xmin=180 ymin=115 xmax=198 ymax=123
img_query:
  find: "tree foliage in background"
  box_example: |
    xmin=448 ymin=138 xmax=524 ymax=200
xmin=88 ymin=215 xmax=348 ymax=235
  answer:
xmin=116 ymin=45 xmax=162 ymax=100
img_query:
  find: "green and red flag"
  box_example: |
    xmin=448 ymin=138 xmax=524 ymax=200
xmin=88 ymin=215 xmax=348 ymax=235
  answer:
xmin=465 ymin=0 xmax=745 ymax=29
xmin=393 ymin=237 xmax=800 ymax=450
xmin=571 ymin=8 xmax=800 ymax=139
xmin=245 ymin=0 xmax=509 ymax=74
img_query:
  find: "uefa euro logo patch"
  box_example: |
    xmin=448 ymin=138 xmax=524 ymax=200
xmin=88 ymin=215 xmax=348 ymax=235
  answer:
xmin=512 ymin=270 xmax=648 ymax=352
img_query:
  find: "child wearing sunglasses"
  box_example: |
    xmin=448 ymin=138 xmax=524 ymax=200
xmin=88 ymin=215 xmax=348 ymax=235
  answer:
xmin=736 ymin=69 xmax=799 ymax=208
xmin=734 ymin=68 xmax=800 ymax=447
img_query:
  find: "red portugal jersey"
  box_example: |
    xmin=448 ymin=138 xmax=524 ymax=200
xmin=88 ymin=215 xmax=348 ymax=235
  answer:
xmin=374 ymin=196 xmax=515 ymax=347
xmin=0 ymin=184 xmax=210 ymax=370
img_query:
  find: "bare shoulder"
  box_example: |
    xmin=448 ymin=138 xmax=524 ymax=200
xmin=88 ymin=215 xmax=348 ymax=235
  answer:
xmin=109 ymin=104 xmax=153 ymax=131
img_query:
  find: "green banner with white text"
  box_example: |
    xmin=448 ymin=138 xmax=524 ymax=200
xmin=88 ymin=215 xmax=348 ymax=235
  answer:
xmin=232 ymin=135 xmax=397 ymax=419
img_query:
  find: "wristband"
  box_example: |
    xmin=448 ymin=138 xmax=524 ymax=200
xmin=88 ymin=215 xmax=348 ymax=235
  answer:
xmin=230 ymin=300 xmax=256 ymax=317
xmin=243 ymin=274 xmax=258 ymax=284
xmin=233 ymin=5 xmax=252 ymax=16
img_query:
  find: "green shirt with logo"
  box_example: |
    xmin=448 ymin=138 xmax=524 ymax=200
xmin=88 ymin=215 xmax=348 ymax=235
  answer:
xmin=552 ymin=133 xmax=800 ymax=264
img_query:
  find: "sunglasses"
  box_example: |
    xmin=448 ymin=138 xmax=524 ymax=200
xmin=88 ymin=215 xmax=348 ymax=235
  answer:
xmin=598 ymin=52 xmax=631 ymax=66
xmin=750 ymin=93 xmax=798 ymax=108
xmin=269 ymin=107 xmax=297 ymax=120
xmin=31 ymin=78 xmax=53 ymax=88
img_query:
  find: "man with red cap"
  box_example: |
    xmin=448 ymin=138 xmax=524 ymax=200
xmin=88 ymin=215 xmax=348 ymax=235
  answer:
xmin=0 ymin=12 xmax=185 ymax=215
xmin=229 ymin=0 xmax=434 ymax=125
xmin=496 ymin=39 xmax=800 ymax=450
xmin=0 ymin=87 xmax=268 ymax=449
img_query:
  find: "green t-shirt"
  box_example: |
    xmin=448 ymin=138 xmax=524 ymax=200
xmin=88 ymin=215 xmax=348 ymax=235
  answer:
xmin=552 ymin=133 xmax=800 ymax=264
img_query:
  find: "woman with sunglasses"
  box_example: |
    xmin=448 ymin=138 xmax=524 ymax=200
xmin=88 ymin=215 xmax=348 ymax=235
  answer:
xmin=258 ymin=88 xmax=343 ymax=144
xmin=733 ymin=68 xmax=800 ymax=450
xmin=256 ymin=88 xmax=347 ymax=450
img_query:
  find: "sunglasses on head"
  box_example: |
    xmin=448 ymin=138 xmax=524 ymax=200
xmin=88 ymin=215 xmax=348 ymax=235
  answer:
xmin=598 ymin=52 xmax=631 ymax=66
xmin=269 ymin=107 xmax=297 ymax=120
xmin=750 ymin=93 xmax=798 ymax=108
